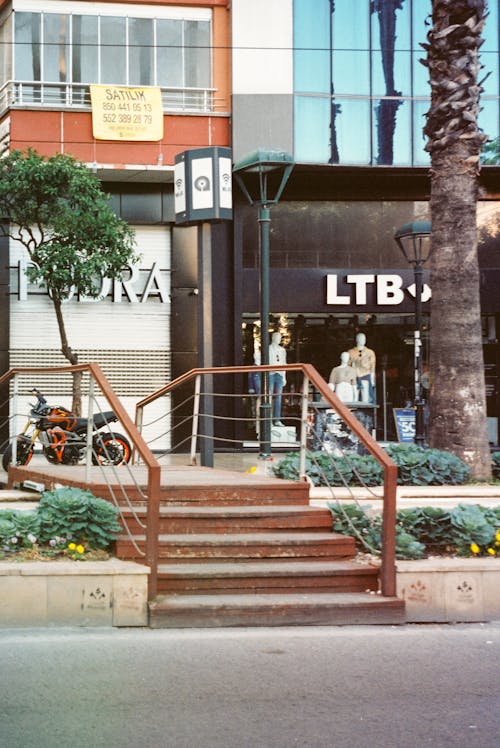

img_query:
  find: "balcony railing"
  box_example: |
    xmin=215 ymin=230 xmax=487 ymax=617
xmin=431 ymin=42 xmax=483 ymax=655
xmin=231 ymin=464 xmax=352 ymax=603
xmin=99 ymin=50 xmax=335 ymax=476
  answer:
xmin=0 ymin=80 xmax=226 ymax=116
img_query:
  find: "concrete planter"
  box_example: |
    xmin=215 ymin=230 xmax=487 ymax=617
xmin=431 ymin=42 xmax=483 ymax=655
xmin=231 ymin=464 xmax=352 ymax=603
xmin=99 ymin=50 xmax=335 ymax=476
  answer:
xmin=0 ymin=559 xmax=150 ymax=628
xmin=397 ymin=557 xmax=500 ymax=623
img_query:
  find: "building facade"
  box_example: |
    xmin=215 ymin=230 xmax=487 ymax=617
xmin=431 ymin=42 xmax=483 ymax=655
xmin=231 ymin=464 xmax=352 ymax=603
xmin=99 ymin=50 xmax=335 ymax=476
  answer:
xmin=231 ymin=0 xmax=500 ymax=443
xmin=0 ymin=0 xmax=233 ymax=437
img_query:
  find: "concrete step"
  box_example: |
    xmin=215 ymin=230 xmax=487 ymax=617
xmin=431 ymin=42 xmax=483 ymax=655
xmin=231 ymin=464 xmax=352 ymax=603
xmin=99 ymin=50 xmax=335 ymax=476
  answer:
xmin=156 ymin=560 xmax=379 ymax=594
xmin=119 ymin=505 xmax=333 ymax=534
xmin=116 ymin=532 xmax=355 ymax=562
xmin=149 ymin=591 xmax=406 ymax=628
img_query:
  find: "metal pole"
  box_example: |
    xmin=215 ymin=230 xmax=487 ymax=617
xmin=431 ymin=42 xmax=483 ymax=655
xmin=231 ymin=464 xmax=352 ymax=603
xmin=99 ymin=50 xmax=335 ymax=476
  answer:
xmin=414 ymin=262 xmax=425 ymax=447
xmin=197 ymin=222 xmax=214 ymax=467
xmin=259 ymin=205 xmax=272 ymax=459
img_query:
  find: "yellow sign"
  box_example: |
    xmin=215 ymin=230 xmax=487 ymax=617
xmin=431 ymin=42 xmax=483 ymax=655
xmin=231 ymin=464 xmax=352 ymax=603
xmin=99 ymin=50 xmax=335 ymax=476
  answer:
xmin=90 ymin=85 xmax=164 ymax=141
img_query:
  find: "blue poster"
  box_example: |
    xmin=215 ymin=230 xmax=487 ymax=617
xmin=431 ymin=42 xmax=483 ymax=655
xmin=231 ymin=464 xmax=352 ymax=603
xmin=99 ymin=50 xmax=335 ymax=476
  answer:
xmin=393 ymin=408 xmax=416 ymax=442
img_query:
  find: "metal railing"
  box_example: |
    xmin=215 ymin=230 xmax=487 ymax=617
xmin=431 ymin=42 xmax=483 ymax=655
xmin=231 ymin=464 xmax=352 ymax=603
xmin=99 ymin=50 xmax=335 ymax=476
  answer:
xmin=0 ymin=363 xmax=162 ymax=597
xmin=0 ymin=80 xmax=227 ymax=115
xmin=135 ymin=363 xmax=398 ymax=597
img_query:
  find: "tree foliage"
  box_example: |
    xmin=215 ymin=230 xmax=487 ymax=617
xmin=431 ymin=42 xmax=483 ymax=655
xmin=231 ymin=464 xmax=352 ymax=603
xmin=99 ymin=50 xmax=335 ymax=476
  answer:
xmin=0 ymin=149 xmax=137 ymax=411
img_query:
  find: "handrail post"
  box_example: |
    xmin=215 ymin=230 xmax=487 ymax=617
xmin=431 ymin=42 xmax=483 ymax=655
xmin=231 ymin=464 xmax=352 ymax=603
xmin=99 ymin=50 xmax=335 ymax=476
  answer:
xmin=380 ymin=463 xmax=398 ymax=596
xmin=191 ymin=374 xmax=201 ymax=465
xmin=299 ymin=374 xmax=309 ymax=480
xmin=145 ymin=464 xmax=161 ymax=600
xmin=85 ymin=376 xmax=94 ymax=483
xmin=11 ymin=375 xmax=19 ymax=465
xmin=134 ymin=405 xmax=144 ymax=465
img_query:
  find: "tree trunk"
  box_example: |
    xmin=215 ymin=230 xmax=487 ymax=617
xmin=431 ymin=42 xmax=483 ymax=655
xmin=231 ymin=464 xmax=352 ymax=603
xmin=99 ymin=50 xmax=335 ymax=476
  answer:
xmin=423 ymin=0 xmax=491 ymax=480
xmin=52 ymin=297 xmax=83 ymax=416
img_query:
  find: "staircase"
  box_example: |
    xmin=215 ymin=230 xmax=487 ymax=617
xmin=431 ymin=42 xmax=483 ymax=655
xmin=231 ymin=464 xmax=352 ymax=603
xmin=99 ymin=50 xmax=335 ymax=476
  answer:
xmin=115 ymin=474 xmax=405 ymax=628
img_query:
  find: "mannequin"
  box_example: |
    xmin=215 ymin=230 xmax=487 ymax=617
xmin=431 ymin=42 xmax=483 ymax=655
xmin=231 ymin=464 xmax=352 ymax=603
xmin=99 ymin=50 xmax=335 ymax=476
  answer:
xmin=328 ymin=352 xmax=357 ymax=402
xmin=268 ymin=331 xmax=287 ymax=426
xmin=348 ymin=332 xmax=376 ymax=403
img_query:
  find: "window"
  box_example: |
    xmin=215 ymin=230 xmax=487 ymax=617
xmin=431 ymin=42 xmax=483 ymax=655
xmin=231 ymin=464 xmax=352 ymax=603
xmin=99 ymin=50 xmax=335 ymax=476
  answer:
xmin=10 ymin=7 xmax=212 ymax=105
xmin=293 ymin=0 xmax=500 ymax=167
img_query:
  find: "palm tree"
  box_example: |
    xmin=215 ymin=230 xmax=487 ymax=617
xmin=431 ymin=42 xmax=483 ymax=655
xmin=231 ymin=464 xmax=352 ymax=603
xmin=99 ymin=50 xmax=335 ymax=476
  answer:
xmin=422 ymin=0 xmax=491 ymax=479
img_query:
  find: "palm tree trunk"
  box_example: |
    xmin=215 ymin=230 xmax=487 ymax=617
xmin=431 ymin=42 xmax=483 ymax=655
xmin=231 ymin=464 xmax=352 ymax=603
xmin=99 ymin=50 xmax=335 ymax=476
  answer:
xmin=52 ymin=297 xmax=83 ymax=416
xmin=423 ymin=0 xmax=491 ymax=479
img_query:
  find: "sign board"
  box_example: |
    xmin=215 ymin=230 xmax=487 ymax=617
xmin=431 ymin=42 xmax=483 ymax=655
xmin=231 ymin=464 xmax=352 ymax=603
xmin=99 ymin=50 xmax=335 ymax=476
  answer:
xmin=174 ymin=147 xmax=232 ymax=224
xmin=90 ymin=85 xmax=163 ymax=141
xmin=393 ymin=408 xmax=416 ymax=443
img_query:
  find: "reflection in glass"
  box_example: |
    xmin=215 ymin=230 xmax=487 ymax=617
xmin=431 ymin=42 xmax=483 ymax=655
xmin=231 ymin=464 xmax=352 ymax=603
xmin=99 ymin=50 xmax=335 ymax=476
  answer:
xmin=294 ymin=0 xmax=330 ymax=94
xmin=412 ymin=100 xmax=431 ymax=166
xmin=157 ymin=20 xmax=183 ymax=87
xmin=185 ymin=21 xmax=210 ymax=88
xmin=373 ymin=98 xmax=411 ymax=165
xmin=129 ymin=18 xmax=154 ymax=86
xmin=72 ymin=15 xmax=98 ymax=84
xmin=332 ymin=51 xmax=370 ymax=95
xmin=334 ymin=99 xmax=371 ymax=165
xmin=294 ymin=95 xmax=332 ymax=163
xmin=43 ymin=14 xmax=69 ymax=83
xmin=100 ymin=17 xmax=126 ymax=85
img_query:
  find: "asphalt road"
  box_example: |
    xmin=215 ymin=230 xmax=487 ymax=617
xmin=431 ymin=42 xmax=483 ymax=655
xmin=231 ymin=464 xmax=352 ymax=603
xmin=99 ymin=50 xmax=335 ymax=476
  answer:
xmin=1 ymin=623 xmax=499 ymax=748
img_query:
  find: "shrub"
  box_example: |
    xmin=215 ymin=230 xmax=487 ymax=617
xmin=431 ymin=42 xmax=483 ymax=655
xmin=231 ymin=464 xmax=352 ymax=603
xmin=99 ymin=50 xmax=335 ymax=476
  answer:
xmin=38 ymin=487 xmax=122 ymax=549
xmin=492 ymin=452 xmax=500 ymax=480
xmin=273 ymin=444 xmax=471 ymax=486
xmin=328 ymin=502 xmax=500 ymax=559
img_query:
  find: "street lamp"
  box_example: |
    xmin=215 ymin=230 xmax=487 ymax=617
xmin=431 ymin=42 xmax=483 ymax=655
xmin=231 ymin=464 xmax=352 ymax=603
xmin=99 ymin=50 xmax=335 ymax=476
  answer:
xmin=394 ymin=220 xmax=432 ymax=447
xmin=233 ymin=149 xmax=294 ymax=459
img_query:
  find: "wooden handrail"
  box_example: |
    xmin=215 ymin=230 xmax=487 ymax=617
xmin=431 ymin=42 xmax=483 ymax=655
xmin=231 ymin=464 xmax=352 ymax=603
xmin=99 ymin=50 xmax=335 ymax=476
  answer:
xmin=135 ymin=363 xmax=398 ymax=597
xmin=0 ymin=364 xmax=162 ymax=599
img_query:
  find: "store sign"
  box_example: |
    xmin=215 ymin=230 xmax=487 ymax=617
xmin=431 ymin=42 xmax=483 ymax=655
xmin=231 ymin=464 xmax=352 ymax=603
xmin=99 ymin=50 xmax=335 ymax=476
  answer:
xmin=14 ymin=259 xmax=169 ymax=304
xmin=90 ymin=85 xmax=163 ymax=141
xmin=326 ymin=273 xmax=431 ymax=307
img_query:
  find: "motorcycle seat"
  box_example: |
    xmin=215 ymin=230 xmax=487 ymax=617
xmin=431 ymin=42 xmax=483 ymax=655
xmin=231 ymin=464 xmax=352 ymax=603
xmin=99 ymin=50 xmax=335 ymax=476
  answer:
xmin=73 ymin=411 xmax=118 ymax=434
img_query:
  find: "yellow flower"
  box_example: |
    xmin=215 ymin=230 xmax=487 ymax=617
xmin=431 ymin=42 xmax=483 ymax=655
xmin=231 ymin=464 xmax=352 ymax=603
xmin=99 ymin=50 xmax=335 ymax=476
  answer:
xmin=495 ymin=530 xmax=500 ymax=543
xmin=246 ymin=466 xmax=257 ymax=474
xmin=487 ymin=547 xmax=496 ymax=556
xmin=68 ymin=542 xmax=76 ymax=551
xmin=470 ymin=543 xmax=480 ymax=554
xmin=76 ymin=544 xmax=85 ymax=554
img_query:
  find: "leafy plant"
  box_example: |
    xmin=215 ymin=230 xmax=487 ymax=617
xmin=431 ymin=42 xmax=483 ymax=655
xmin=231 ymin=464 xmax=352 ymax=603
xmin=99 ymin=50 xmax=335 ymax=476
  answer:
xmin=273 ymin=445 xmax=471 ymax=486
xmin=37 ymin=487 xmax=122 ymax=549
xmin=327 ymin=502 xmax=500 ymax=559
xmin=492 ymin=452 xmax=500 ymax=481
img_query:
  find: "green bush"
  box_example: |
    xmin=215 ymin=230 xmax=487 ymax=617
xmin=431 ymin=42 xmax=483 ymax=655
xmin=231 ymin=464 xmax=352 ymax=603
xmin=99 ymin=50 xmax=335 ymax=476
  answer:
xmin=492 ymin=452 xmax=500 ymax=480
xmin=38 ymin=487 xmax=122 ymax=549
xmin=328 ymin=502 xmax=500 ymax=559
xmin=273 ymin=444 xmax=470 ymax=486
xmin=1 ymin=487 xmax=121 ymax=558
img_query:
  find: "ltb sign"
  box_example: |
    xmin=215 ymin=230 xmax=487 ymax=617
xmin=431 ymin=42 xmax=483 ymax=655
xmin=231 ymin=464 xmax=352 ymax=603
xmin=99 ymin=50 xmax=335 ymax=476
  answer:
xmin=326 ymin=273 xmax=431 ymax=306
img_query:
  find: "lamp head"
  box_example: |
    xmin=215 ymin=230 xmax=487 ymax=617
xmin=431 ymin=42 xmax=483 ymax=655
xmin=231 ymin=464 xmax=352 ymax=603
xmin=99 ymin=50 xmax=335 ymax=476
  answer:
xmin=233 ymin=149 xmax=294 ymax=207
xmin=394 ymin=220 xmax=432 ymax=266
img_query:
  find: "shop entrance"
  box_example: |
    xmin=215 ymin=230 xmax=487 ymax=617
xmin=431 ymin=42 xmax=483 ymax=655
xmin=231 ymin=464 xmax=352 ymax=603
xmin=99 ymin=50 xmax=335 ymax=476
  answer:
xmin=242 ymin=312 xmax=429 ymax=442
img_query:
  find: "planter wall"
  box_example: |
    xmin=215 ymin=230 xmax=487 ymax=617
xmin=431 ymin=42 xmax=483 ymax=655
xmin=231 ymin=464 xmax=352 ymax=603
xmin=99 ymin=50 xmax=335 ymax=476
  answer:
xmin=397 ymin=558 xmax=500 ymax=623
xmin=0 ymin=559 xmax=150 ymax=627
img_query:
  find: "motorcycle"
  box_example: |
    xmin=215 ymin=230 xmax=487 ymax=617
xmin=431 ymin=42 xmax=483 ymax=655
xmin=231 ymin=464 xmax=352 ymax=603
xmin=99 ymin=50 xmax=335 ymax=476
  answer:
xmin=2 ymin=388 xmax=132 ymax=470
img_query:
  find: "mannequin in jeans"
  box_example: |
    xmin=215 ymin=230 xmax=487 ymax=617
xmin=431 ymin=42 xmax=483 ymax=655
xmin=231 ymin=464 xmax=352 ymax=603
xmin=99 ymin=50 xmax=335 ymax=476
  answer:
xmin=348 ymin=332 xmax=376 ymax=403
xmin=268 ymin=332 xmax=287 ymax=426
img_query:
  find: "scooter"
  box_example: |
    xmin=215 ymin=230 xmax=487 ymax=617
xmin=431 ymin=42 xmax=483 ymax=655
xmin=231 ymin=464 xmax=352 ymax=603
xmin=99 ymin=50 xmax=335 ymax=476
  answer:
xmin=2 ymin=388 xmax=132 ymax=470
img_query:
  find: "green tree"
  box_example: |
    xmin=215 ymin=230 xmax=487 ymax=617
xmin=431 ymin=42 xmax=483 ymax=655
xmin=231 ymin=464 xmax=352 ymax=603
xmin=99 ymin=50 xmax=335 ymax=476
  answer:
xmin=0 ymin=149 xmax=137 ymax=414
xmin=422 ymin=0 xmax=491 ymax=480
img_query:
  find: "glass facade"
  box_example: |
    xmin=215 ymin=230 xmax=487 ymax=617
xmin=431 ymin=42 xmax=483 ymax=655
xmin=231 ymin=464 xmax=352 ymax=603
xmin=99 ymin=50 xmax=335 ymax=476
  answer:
xmin=6 ymin=10 xmax=211 ymax=92
xmin=294 ymin=0 xmax=500 ymax=166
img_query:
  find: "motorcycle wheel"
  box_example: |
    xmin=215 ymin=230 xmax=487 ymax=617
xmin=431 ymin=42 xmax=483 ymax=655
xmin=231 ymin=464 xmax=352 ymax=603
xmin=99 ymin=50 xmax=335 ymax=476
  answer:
xmin=92 ymin=432 xmax=131 ymax=466
xmin=2 ymin=438 xmax=34 ymax=471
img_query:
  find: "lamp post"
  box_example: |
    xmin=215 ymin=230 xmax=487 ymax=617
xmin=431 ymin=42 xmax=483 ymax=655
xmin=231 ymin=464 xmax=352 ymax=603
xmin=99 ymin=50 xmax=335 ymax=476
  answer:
xmin=394 ymin=220 xmax=432 ymax=447
xmin=233 ymin=149 xmax=294 ymax=459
